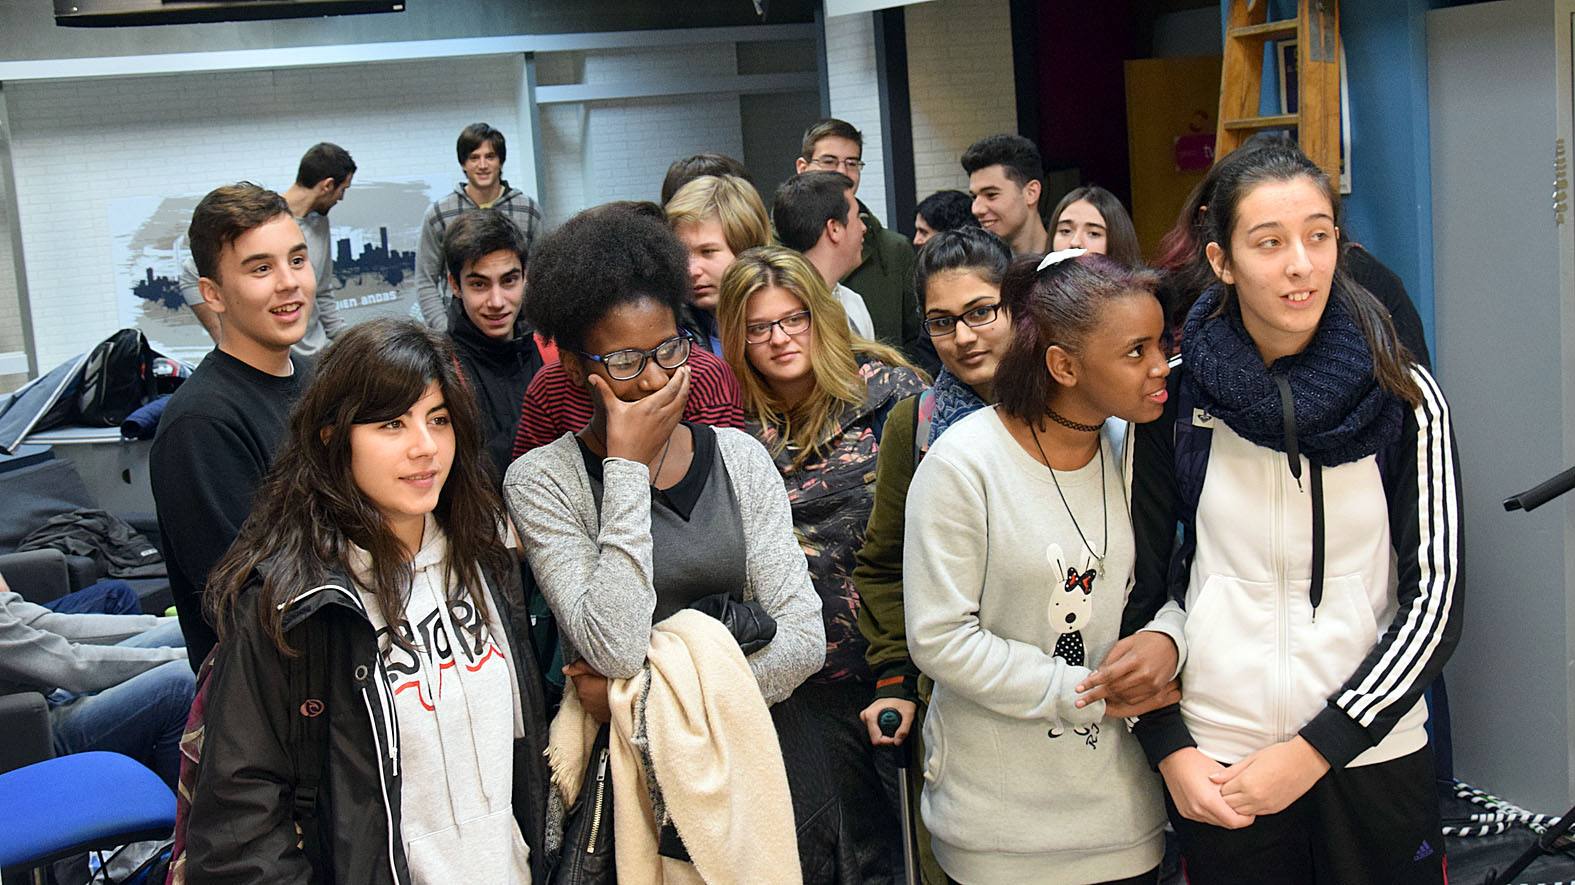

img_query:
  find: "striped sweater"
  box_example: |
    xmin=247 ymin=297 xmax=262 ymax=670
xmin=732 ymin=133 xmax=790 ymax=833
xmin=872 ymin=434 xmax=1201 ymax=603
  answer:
xmin=510 ymin=348 xmax=745 ymax=459
xmin=1131 ymin=363 xmax=1463 ymax=770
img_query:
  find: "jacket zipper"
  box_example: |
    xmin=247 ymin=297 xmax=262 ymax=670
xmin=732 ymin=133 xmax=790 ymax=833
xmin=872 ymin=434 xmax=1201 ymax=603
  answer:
xmin=279 ymin=582 xmax=407 ymax=882
xmin=361 ymin=682 xmax=406 ymax=885
xmin=336 ymin=584 xmax=402 ymax=774
xmin=1274 ymin=463 xmax=1291 ymax=743
xmin=586 ymin=748 xmax=609 ymax=850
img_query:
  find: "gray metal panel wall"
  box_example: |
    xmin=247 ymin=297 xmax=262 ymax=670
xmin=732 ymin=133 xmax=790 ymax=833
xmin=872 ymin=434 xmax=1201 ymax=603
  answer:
xmin=1429 ymin=0 xmax=1575 ymax=811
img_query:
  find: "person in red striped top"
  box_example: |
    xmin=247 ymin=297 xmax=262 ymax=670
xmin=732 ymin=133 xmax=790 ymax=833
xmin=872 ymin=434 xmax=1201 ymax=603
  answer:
xmin=506 ymin=200 xmax=743 ymax=460
xmin=510 ymin=345 xmax=745 ymax=458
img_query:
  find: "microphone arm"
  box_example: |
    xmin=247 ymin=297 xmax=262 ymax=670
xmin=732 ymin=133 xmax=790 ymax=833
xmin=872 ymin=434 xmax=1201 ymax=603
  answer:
xmin=1503 ymin=465 xmax=1575 ymax=513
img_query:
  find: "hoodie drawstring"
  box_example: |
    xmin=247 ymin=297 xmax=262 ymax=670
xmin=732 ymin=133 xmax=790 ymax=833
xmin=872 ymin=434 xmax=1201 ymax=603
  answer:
xmin=431 ymin=585 xmax=496 ymax=806
xmin=1273 ymin=374 xmax=1326 ymax=617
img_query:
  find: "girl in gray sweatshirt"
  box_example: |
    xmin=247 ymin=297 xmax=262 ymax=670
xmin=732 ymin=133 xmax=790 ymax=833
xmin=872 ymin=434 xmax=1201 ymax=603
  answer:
xmin=905 ymin=251 xmax=1185 ymax=884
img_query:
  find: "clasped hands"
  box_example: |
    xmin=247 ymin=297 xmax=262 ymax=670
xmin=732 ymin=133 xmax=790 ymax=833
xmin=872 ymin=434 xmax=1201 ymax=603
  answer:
xmin=862 ymin=630 xmax=1184 ymax=747
xmin=1160 ymin=737 xmax=1331 ymax=829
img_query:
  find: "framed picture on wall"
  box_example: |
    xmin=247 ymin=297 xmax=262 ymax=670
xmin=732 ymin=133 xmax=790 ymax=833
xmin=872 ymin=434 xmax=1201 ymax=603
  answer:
xmin=1277 ymin=39 xmax=1353 ymax=194
xmin=1279 ymin=40 xmax=1299 ymax=116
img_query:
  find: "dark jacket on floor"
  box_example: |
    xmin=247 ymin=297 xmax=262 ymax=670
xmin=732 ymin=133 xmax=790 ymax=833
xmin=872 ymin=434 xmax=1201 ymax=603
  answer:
xmin=186 ymin=563 xmax=550 ymax=885
xmin=17 ymin=508 xmax=164 ymax=579
xmin=448 ymin=299 xmax=544 ymax=481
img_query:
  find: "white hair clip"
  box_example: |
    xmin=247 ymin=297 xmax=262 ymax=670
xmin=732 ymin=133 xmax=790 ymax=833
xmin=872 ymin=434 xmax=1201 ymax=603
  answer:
xmin=1037 ymin=247 xmax=1088 ymax=272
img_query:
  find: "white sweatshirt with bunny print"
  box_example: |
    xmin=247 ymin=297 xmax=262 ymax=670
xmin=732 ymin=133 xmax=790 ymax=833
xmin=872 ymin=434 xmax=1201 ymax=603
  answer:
xmin=905 ymin=407 xmax=1185 ymax=885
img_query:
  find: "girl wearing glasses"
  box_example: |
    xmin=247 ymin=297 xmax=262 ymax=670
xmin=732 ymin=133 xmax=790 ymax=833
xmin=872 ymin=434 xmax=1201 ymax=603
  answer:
xmin=903 ymin=251 xmax=1186 ymax=884
xmin=848 ymin=226 xmax=1012 ymax=883
xmin=501 ymin=206 xmax=826 ymax=853
xmin=717 ymin=245 xmax=926 ymax=883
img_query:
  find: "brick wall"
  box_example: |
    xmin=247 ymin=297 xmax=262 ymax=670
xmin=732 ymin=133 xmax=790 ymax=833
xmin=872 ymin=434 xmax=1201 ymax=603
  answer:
xmin=821 ymin=2 xmax=1016 ymax=224
xmin=823 ymin=11 xmax=891 ymax=225
xmin=537 ymin=46 xmax=747 ymax=226
xmin=906 ymin=0 xmax=1018 ymax=201
xmin=6 ymin=58 xmax=524 ymax=370
xmin=5 ymin=38 xmax=817 ymax=371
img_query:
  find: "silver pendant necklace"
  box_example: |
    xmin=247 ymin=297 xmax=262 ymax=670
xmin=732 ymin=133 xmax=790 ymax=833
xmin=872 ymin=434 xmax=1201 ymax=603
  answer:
xmin=1030 ymin=422 xmax=1108 ymax=577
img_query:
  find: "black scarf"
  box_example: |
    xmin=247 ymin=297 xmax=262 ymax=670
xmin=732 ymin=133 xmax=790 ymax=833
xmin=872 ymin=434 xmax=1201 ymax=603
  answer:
xmin=447 ymin=298 xmax=543 ymax=478
xmin=1181 ymin=284 xmax=1404 ymax=468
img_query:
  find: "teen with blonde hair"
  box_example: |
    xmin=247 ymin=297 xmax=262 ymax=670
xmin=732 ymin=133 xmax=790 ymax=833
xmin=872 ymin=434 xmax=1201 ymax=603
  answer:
xmin=664 ymin=174 xmax=772 ymax=354
xmin=717 ymin=245 xmax=925 ymax=882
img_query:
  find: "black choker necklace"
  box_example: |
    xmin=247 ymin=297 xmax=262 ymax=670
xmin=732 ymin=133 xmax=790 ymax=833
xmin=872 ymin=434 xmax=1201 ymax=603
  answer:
xmin=1045 ymin=406 xmax=1101 ymax=433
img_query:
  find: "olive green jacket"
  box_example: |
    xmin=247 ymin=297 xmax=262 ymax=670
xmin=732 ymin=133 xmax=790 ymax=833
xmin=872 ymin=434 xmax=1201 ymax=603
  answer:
xmin=852 ymin=394 xmax=922 ymax=702
xmin=843 ymin=202 xmax=920 ymax=355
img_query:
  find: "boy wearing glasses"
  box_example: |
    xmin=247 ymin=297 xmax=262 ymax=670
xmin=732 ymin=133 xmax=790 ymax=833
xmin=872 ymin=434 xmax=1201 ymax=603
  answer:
xmin=793 ymin=119 xmax=919 ymax=354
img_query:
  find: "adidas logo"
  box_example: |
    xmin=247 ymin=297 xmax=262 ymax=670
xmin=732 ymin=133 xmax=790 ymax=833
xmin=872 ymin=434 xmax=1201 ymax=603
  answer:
xmin=1412 ymin=839 xmax=1434 ymax=862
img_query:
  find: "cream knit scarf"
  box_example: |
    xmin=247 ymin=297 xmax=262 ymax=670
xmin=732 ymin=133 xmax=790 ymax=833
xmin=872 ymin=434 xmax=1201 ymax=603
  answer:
xmin=547 ymin=611 xmax=801 ymax=884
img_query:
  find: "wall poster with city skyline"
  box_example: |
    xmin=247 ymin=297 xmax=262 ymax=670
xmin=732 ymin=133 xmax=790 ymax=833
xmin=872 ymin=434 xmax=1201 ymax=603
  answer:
xmin=109 ymin=175 xmax=451 ymax=362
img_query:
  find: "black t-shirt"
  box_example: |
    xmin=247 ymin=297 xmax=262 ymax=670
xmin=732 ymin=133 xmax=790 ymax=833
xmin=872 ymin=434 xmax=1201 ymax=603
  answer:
xmin=150 ymin=349 xmax=306 ymax=669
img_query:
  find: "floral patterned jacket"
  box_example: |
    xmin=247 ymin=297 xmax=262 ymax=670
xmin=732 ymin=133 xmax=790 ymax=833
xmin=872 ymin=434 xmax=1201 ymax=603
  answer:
xmin=750 ymin=358 xmax=927 ymax=683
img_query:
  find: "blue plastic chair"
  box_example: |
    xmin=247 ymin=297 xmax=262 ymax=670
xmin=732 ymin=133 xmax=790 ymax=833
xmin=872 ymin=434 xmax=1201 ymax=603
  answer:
xmin=0 ymin=751 xmax=175 ymax=879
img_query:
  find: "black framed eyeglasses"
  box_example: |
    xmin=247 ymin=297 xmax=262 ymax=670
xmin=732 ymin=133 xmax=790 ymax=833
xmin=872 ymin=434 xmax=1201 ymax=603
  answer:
xmin=744 ymin=310 xmax=812 ymax=345
xmin=923 ymin=303 xmax=1003 ymax=338
xmin=806 ymin=155 xmax=866 ymax=172
xmin=576 ymin=333 xmax=692 ymax=381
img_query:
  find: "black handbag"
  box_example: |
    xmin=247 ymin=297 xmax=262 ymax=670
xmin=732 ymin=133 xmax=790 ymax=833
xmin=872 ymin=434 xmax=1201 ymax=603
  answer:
xmin=551 ymin=724 xmax=617 ymax=884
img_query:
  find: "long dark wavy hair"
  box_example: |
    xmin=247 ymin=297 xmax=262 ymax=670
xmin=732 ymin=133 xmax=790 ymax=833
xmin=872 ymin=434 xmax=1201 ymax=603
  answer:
xmin=207 ymin=318 xmax=511 ymax=655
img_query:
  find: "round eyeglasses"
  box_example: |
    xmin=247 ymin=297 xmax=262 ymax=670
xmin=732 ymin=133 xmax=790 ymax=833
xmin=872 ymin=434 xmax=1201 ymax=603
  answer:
xmin=922 ymin=303 xmax=1002 ymax=338
xmin=576 ymin=334 xmax=692 ymax=381
xmin=744 ymin=310 xmax=812 ymax=344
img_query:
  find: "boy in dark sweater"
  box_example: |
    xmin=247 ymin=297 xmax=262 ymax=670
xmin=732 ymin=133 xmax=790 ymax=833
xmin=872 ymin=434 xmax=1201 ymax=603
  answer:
xmin=442 ymin=209 xmax=543 ymax=482
xmin=151 ymin=183 xmax=315 ymax=669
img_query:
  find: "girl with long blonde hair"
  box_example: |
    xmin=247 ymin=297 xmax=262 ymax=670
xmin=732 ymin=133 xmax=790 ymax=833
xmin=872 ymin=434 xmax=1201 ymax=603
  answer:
xmin=717 ymin=245 xmax=925 ymax=883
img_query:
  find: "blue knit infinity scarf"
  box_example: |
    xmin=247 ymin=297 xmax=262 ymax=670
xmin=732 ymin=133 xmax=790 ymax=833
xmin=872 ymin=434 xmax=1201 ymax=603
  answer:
xmin=926 ymin=368 xmax=989 ymax=447
xmin=1181 ymin=285 xmax=1405 ymax=467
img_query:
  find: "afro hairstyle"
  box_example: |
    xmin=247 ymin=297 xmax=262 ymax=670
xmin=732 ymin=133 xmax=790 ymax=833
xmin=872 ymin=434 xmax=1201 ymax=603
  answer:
xmin=523 ymin=203 xmax=691 ymax=353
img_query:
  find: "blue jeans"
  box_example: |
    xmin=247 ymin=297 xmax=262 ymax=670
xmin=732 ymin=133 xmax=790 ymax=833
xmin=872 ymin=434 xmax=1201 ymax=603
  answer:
xmin=43 ymin=579 xmax=141 ymax=615
xmin=47 ymin=619 xmax=194 ymax=789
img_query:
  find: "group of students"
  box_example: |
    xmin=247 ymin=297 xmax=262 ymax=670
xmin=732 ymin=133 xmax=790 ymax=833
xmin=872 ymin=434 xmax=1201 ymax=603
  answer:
xmin=146 ymin=121 xmax=1460 ymax=885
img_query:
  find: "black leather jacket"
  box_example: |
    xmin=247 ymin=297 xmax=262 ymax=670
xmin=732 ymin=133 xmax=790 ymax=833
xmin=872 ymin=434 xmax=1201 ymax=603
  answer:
xmin=185 ymin=567 xmax=550 ymax=884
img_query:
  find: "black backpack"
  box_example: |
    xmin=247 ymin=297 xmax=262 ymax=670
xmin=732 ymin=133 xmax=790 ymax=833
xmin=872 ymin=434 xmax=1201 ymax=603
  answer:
xmin=76 ymin=329 xmax=158 ymax=427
